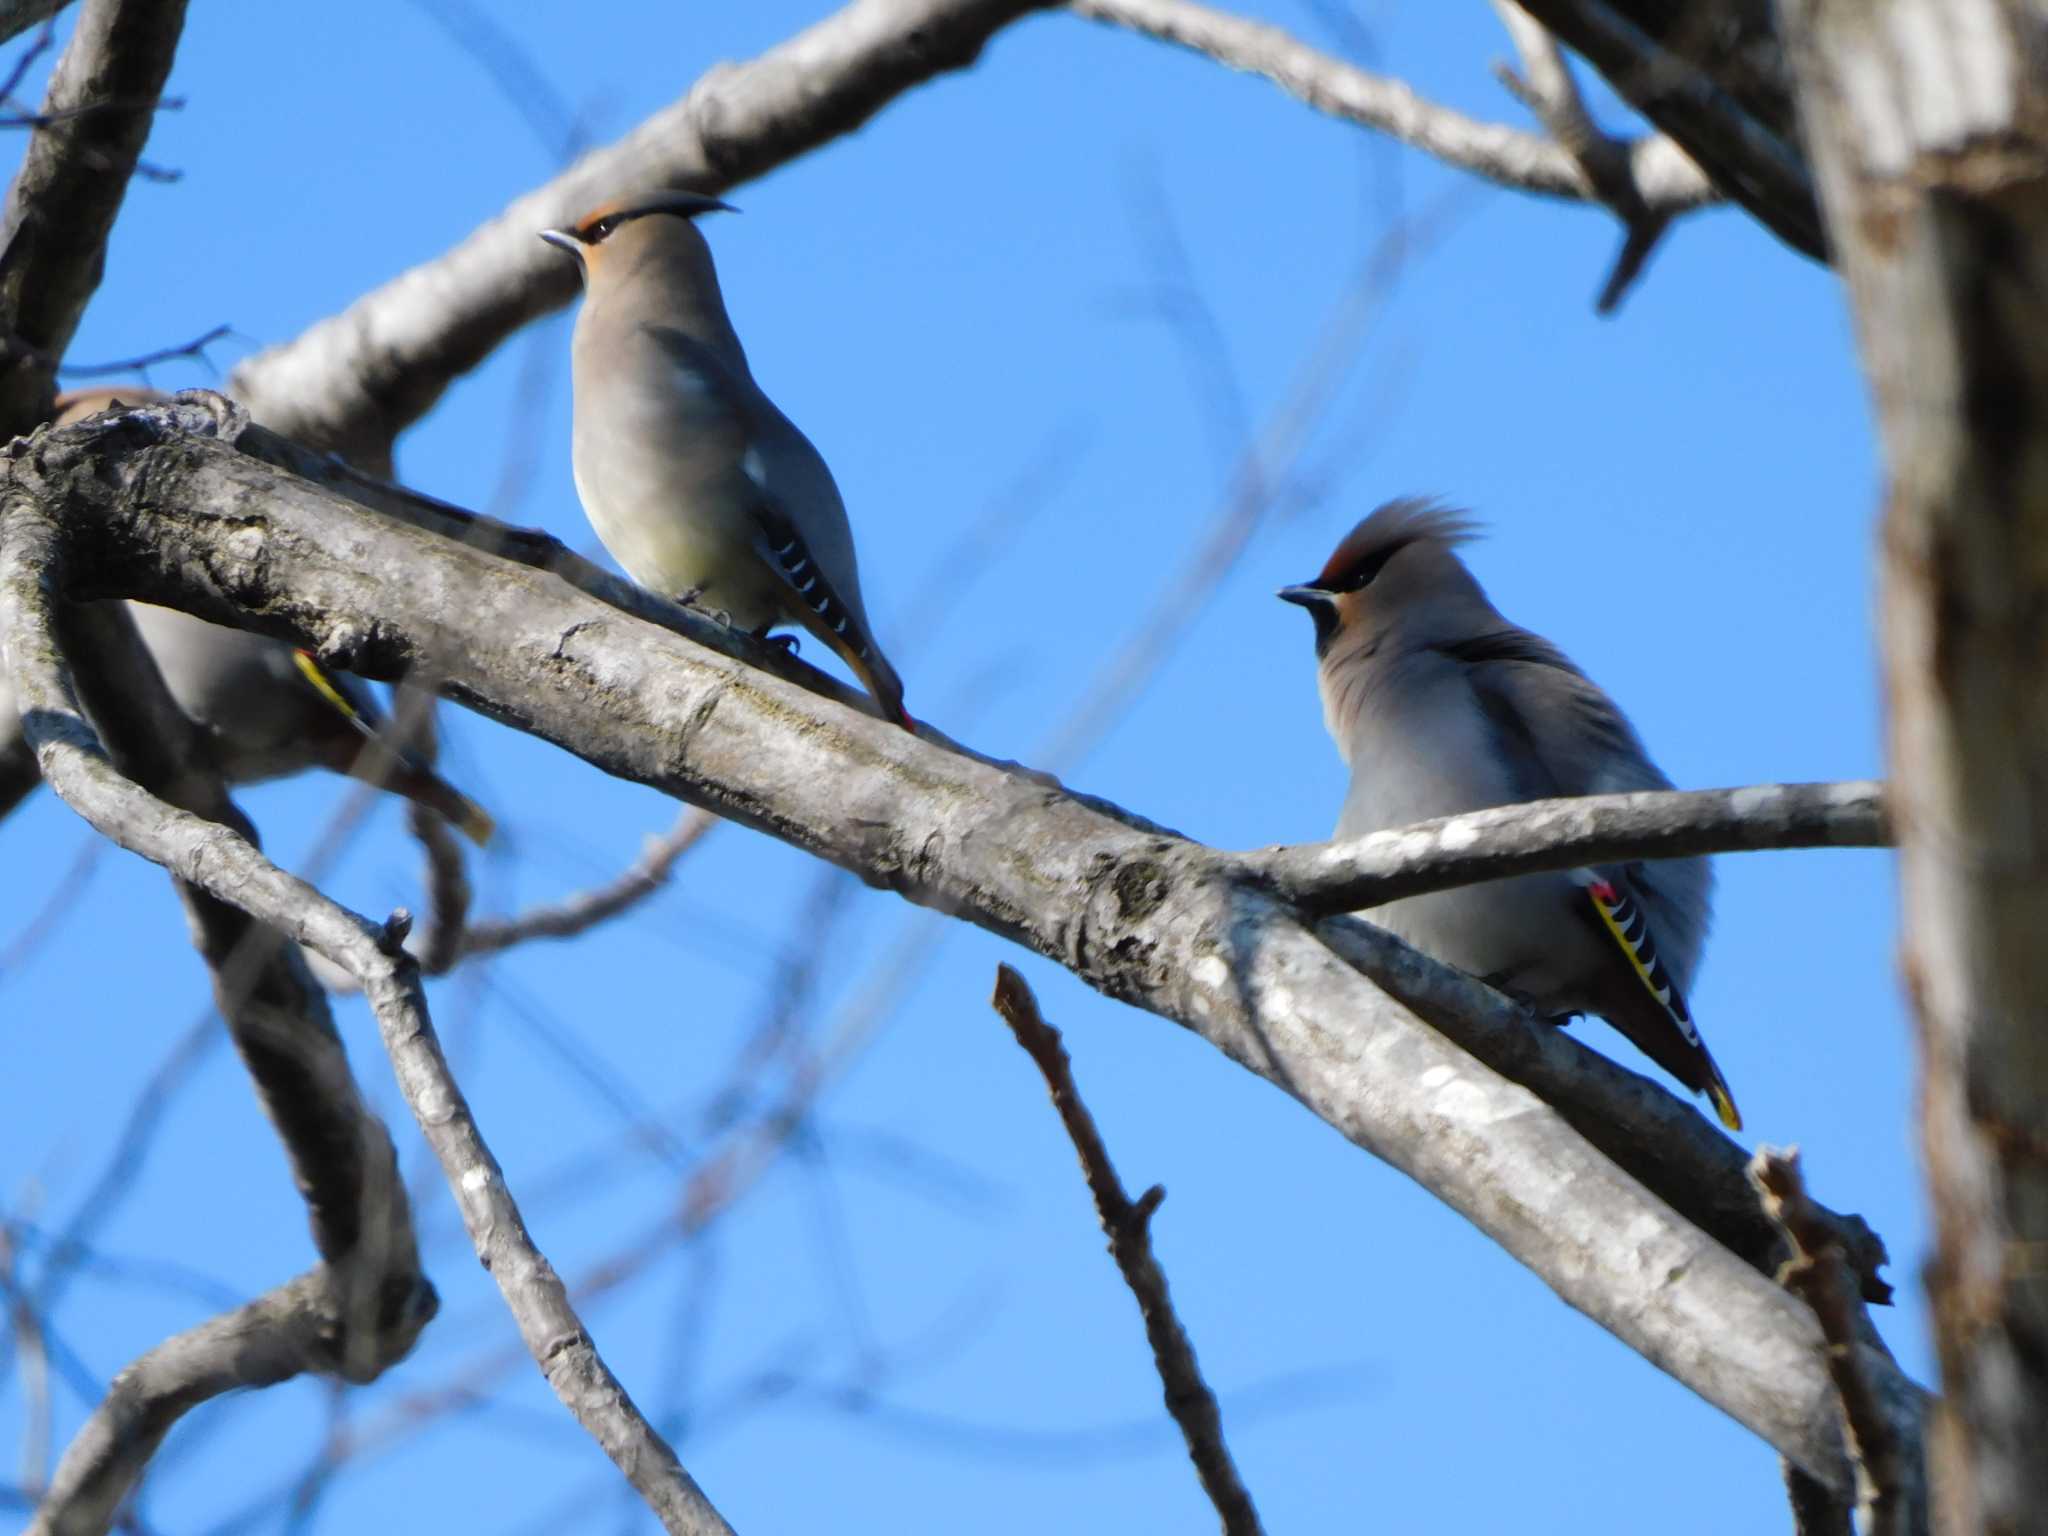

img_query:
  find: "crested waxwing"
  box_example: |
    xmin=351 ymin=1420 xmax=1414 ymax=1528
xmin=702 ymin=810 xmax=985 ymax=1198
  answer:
xmin=0 ymin=390 xmax=494 ymax=842
xmin=539 ymin=192 xmax=911 ymax=729
xmin=1279 ymin=498 xmax=1738 ymax=1129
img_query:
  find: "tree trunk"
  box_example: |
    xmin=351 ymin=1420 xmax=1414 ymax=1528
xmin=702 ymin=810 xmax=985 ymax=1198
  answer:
xmin=1780 ymin=3 xmax=2048 ymax=1528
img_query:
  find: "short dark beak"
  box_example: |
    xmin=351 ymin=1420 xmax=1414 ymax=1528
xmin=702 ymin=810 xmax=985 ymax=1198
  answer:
xmin=1277 ymin=584 xmax=1334 ymax=610
xmin=538 ymin=227 xmax=582 ymax=257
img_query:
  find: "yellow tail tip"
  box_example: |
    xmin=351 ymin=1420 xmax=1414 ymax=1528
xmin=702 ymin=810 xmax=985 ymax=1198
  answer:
xmin=452 ymin=800 xmax=495 ymax=848
xmin=1709 ymin=1083 xmax=1743 ymax=1133
xmin=292 ymin=648 xmax=364 ymax=721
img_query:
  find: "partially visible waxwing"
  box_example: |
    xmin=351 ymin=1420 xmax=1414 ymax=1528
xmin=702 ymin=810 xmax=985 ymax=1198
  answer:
xmin=1278 ymin=498 xmax=1738 ymax=1129
xmin=539 ymin=192 xmax=912 ymax=729
xmin=0 ymin=390 xmax=494 ymax=843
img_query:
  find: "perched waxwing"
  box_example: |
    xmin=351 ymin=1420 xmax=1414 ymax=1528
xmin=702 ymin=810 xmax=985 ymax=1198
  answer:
xmin=539 ymin=192 xmax=911 ymax=728
xmin=1279 ymin=499 xmax=1738 ymax=1129
xmin=0 ymin=392 xmax=494 ymax=842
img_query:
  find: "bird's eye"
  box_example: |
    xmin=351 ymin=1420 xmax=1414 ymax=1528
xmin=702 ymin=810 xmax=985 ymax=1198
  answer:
xmin=586 ymin=216 xmax=620 ymax=242
xmin=1336 ymin=548 xmax=1398 ymax=593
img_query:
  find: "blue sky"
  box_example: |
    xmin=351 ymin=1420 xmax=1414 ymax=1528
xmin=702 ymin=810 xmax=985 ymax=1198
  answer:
xmin=1 ymin=3 xmax=1917 ymax=1532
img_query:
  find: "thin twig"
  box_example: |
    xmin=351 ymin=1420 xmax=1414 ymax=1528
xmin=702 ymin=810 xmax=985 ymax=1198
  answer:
xmin=1490 ymin=0 xmax=1676 ymax=310
xmin=1256 ymin=779 xmax=1889 ymax=915
xmin=990 ymin=965 xmax=1263 ymax=1536
xmin=407 ymin=800 xmax=473 ymax=975
xmin=452 ymin=808 xmax=717 ymax=962
xmin=55 ymin=323 xmax=231 ymax=379
xmin=1068 ymin=0 xmax=1716 ymax=218
xmin=1751 ymin=1148 xmax=1919 ymax=1536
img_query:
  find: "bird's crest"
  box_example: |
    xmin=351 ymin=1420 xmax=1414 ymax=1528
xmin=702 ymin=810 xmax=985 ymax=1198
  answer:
xmin=1314 ymin=497 xmax=1479 ymax=591
xmin=563 ymin=190 xmax=735 ymax=246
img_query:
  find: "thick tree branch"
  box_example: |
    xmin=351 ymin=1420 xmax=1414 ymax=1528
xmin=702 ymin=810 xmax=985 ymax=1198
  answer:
xmin=1070 ymin=0 xmax=1713 ymax=220
xmin=1315 ymin=913 xmax=1893 ymax=1304
xmin=228 ymin=0 xmax=1060 ymax=466
xmin=991 ymin=965 xmax=1262 ymax=1536
xmin=1255 ymin=780 xmax=1889 ymax=916
xmin=0 ymin=498 xmax=734 ymax=1536
xmin=1777 ymin=2 xmax=2048 ymax=1527
xmin=0 ymin=0 xmax=187 ymax=435
xmin=1 ymin=394 xmax=1932 ymax=1492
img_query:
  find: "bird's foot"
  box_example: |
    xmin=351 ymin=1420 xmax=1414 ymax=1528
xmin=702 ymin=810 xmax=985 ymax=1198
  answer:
xmin=753 ymin=626 xmax=801 ymax=657
xmin=673 ymin=584 xmax=707 ymax=608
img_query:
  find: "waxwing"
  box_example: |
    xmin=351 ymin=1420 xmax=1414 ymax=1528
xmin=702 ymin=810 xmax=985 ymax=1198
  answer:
xmin=1280 ymin=498 xmax=1736 ymax=1128
xmin=540 ymin=192 xmax=910 ymax=727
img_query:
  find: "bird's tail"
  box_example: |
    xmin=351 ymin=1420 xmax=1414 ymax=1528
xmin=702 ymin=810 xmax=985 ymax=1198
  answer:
xmin=818 ymin=623 xmax=913 ymax=733
xmin=293 ymin=650 xmax=495 ymax=845
xmin=1583 ymin=875 xmax=1742 ymax=1131
xmin=385 ymin=760 xmax=497 ymax=847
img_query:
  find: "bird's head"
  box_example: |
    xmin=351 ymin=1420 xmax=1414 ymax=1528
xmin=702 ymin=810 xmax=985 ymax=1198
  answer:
xmin=539 ymin=190 xmax=738 ymax=277
xmin=1278 ymin=497 xmax=1486 ymax=657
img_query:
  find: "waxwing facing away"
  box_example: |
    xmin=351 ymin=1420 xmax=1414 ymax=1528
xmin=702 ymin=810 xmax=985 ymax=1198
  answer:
xmin=1279 ymin=498 xmax=1737 ymax=1129
xmin=540 ymin=192 xmax=911 ymax=729
xmin=0 ymin=391 xmax=494 ymax=843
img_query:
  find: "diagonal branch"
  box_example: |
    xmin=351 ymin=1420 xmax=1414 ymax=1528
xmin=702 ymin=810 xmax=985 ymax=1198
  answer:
xmin=450 ymin=807 xmax=718 ymax=964
xmin=228 ymin=0 xmax=1062 ymax=467
xmin=1253 ymin=780 xmax=1889 ymax=916
xmin=1068 ymin=0 xmax=1716 ymax=218
xmin=2 ymin=393 xmax=1930 ymax=1493
xmin=0 ymin=0 xmax=188 ymax=435
xmin=1505 ymin=0 xmax=1824 ymax=257
xmin=0 ymin=496 xmax=733 ymax=1536
xmin=1490 ymin=0 xmax=1675 ymax=309
xmin=992 ymin=965 xmax=1263 ymax=1536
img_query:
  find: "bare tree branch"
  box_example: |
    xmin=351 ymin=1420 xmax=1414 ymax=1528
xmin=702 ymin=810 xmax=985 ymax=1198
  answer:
xmin=452 ymin=808 xmax=717 ymax=964
xmin=1 ymin=393 xmax=1931 ymax=1492
xmin=1068 ymin=0 xmax=1715 ymax=218
xmin=991 ymin=965 xmax=1262 ymax=1536
xmin=1776 ymin=3 xmax=2048 ymax=1528
xmin=0 ymin=3 xmax=66 ymax=53
xmin=1754 ymin=1148 xmax=1921 ymax=1535
xmin=1255 ymin=779 xmax=1889 ymax=916
xmin=1506 ymin=0 xmax=1823 ymax=257
xmin=1490 ymin=1 xmax=1673 ymax=309
xmin=0 ymin=497 xmax=734 ymax=1536
xmin=406 ymin=800 xmax=473 ymax=975
xmin=228 ymin=0 xmax=1062 ymax=466
xmin=0 ymin=0 xmax=188 ymax=435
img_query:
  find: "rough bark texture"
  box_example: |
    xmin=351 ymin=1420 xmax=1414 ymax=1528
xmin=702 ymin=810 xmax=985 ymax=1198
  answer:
xmin=0 ymin=393 xmax=1932 ymax=1492
xmin=1777 ymin=3 xmax=2048 ymax=1530
xmin=0 ymin=0 xmax=187 ymax=435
